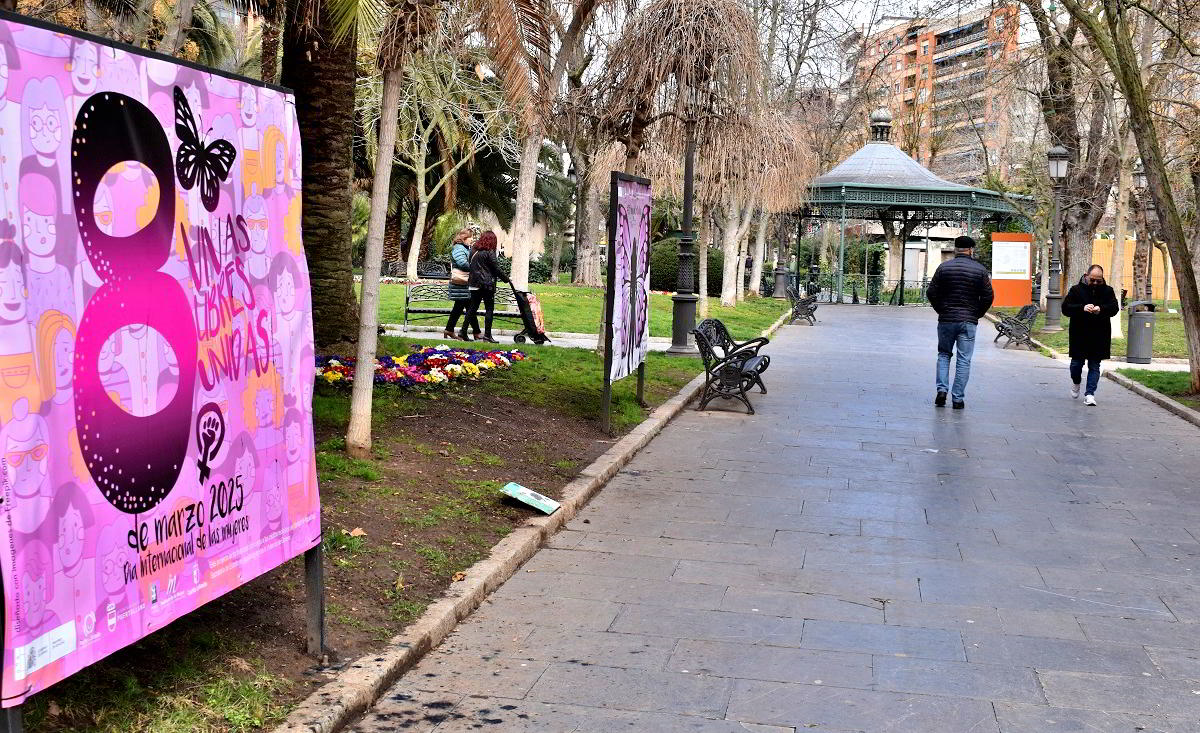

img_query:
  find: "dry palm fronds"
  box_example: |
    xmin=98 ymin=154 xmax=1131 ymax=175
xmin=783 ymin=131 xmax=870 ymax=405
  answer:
xmin=478 ymin=0 xmax=551 ymax=126
xmin=377 ymin=0 xmax=440 ymax=70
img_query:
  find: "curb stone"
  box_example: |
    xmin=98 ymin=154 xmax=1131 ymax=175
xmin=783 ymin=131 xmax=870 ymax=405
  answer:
xmin=1106 ymin=371 xmax=1200 ymax=430
xmin=275 ymin=314 xmax=790 ymax=733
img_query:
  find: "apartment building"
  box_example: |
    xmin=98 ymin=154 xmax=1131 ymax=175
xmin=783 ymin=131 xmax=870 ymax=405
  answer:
xmin=848 ymin=4 xmax=1023 ymax=185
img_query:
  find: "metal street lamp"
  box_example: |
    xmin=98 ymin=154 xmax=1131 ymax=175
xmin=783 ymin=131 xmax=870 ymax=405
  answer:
xmin=1043 ymin=144 xmax=1069 ymax=331
xmin=667 ymin=88 xmax=703 ymax=356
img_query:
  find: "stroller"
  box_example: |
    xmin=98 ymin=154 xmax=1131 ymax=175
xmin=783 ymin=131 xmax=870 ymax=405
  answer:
xmin=510 ymin=283 xmax=550 ymax=345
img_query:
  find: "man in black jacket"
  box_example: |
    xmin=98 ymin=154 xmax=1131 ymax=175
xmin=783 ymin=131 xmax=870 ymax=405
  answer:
xmin=926 ymin=236 xmax=995 ymax=409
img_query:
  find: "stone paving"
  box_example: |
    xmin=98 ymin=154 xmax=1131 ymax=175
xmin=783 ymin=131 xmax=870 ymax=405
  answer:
xmin=353 ymin=306 xmax=1200 ymax=732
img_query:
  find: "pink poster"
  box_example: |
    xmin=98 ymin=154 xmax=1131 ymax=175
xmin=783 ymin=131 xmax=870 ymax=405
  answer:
xmin=0 ymin=12 xmax=320 ymax=706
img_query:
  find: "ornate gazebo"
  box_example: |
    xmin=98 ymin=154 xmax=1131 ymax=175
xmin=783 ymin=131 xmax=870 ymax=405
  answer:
xmin=800 ymin=108 xmax=1029 ymax=303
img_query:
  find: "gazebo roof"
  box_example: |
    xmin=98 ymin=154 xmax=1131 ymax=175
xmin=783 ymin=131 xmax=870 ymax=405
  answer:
xmin=806 ymin=108 xmax=1028 ymax=222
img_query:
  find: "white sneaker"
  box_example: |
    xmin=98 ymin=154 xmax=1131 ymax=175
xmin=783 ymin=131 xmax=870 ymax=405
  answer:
xmin=1071 ymin=384 xmax=1081 ymax=399
xmin=1085 ymin=394 xmax=1097 ymax=406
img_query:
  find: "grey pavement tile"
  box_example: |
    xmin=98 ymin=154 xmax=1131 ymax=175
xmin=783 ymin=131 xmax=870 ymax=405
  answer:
xmin=1035 ymin=565 xmax=1200 ymax=599
xmin=871 ymin=656 xmax=1046 ymax=703
xmin=506 ymin=628 xmax=677 ymax=671
xmin=1039 ymin=670 xmax=1200 ymax=717
xmin=800 ymin=499 xmax=928 ymax=524
xmin=521 ymin=548 xmax=679 ymax=580
xmin=406 ymin=655 xmax=551 ymax=697
xmin=963 ymin=631 xmax=1159 ymax=676
xmin=471 ymin=595 xmax=623 ymax=632
xmin=1162 ymin=592 xmax=1200 ymax=622
xmin=883 ymin=600 xmax=1005 ymax=634
xmin=956 ymin=538 xmax=1110 ymax=570
xmin=777 ymin=532 xmax=961 ymax=562
xmin=609 ymin=604 xmax=806 ymax=646
xmin=1147 ymin=646 xmax=1200 ymax=681
xmin=859 ymin=519 xmax=997 ymax=544
xmin=721 ymin=511 xmax=861 ymax=535
xmin=672 ymin=560 xmax=923 ymax=601
xmin=526 ymin=663 xmax=733 ymax=717
xmin=1079 ymin=617 xmax=1200 ymax=650
xmin=661 ymin=520 xmax=778 ymax=545
xmin=349 ymin=688 xmax=464 ymax=733
xmin=564 ymin=515 xmax=669 ymax=537
xmin=568 ymin=534 xmax=772 ymax=564
xmin=668 ymin=638 xmax=874 ymax=688
xmin=726 ymin=679 xmax=999 ymax=732
xmin=800 ymin=619 xmax=965 ymax=660
xmin=719 ymin=587 xmax=885 ymax=623
xmin=499 ymin=570 xmax=728 ymax=610
xmin=996 ymin=608 xmax=1086 ymax=641
xmin=993 ymin=701 xmax=1196 ymax=733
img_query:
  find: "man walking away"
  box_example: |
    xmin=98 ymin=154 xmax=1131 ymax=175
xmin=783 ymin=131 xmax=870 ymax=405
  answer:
xmin=926 ymin=235 xmax=994 ymax=409
xmin=1062 ymin=264 xmax=1119 ymax=406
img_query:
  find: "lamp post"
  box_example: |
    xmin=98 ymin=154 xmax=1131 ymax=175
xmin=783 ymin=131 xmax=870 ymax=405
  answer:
xmin=667 ymin=117 xmax=700 ymax=355
xmin=1043 ymin=144 xmax=1069 ymax=331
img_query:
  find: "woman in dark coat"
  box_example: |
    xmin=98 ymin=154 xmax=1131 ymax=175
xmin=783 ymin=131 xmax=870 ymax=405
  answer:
xmin=1062 ymin=264 xmax=1119 ymax=405
xmin=444 ymin=229 xmax=480 ymax=339
xmin=460 ymin=231 xmax=509 ymax=343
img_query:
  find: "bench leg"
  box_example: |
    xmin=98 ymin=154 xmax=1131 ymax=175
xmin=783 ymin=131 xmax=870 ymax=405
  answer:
xmin=736 ymin=389 xmax=755 ymax=415
xmin=754 ymin=373 xmax=767 ymax=394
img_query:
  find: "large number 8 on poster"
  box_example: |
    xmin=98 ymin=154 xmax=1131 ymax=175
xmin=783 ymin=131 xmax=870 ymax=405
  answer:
xmin=71 ymin=92 xmax=197 ymax=514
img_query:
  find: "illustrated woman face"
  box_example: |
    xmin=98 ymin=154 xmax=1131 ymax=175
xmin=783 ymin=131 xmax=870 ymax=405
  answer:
xmin=240 ymin=87 xmax=257 ymax=127
xmin=53 ymin=327 xmax=74 ymax=395
xmin=57 ymin=504 xmax=85 ymax=569
xmin=275 ymin=269 xmax=296 ymax=316
xmin=98 ymin=337 xmax=116 ymax=372
xmin=21 ymin=563 xmax=47 ymax=627
xmin=6 ymin=419 xmax=48 ymax=500
xmin=29 ymin=103 xmax=62 ymax=157
xmin=234 ymin=442 xmax=256 ymax=489
xmin=0 ymin=257 xmax=27 ymax=325
xmin=94 ymin=185 xmax=114 ymax=235
xmin=254 ymin=388 xmax=273 ymax=428
xmin=101 ymin=542 xmax=124 ymax=595
xmin=285 ymin=419 xmax=302 ymax=463
xmin=71 ymin=43 xmax=99 ymax=95
xmin=22 ymin=206 xmax=56 ymax=258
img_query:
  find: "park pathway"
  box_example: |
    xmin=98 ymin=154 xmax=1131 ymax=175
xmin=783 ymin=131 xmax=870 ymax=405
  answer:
xmin=353 ymin=307 xmax=1200 ymax=732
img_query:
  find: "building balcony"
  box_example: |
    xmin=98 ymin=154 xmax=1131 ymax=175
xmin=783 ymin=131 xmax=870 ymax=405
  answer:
xmin=934 ymin=57 xmax=986 ymax=78
xmin=934 ymin=31 xmax=987 ymax=54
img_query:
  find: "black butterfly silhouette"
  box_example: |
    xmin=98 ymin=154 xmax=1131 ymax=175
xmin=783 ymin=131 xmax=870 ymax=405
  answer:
xmin=174 ymin=86 xmax=236 ymax=212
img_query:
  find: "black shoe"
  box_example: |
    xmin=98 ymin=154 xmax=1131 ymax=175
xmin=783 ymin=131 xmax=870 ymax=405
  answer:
xmin=458 ymin=330 xmax=472 ymax=341
xmin=952 ymin=400 xmax=965 ymax=410
xmin=934 ymin=392 xmax=947 ymax=407
xmin=480 ymin=334 xmax=499 ymax=344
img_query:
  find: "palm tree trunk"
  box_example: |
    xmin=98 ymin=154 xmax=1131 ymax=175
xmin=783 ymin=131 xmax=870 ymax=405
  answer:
xmin=260 ymin=0 xmax=284 ymax=84
xmin=406 ymin=198 xmax=429 ymax=282
xmin=346 ymin=69 xmax=402 ymax=458
xmin=158 ymin=0 xmax=197 ymax=55
xmin=510 ymin=131 xmax=542 ymax=289
xmin=281 ymin=11 xmax=360 ymax=347
xmin=1 ymin=0 xmax=16 ymax=13
xmin=548 ymin=235 xmax=564 ymax=283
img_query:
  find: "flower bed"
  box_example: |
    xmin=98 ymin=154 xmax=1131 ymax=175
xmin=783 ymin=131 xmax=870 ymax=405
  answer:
xmin=317 ymin=344 xmax=528 ymax=389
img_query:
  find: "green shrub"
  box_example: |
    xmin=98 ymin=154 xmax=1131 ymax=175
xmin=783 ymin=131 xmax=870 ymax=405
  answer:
xmin=648 ymin=239 xmax=723 ymax=296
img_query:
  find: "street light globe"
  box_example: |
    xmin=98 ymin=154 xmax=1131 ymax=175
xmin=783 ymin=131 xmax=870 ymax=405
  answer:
xmin=1047 ymin=144 xmax=1069 ymax=181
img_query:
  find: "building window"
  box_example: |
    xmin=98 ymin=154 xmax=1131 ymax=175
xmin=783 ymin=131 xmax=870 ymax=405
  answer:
xmin=921 ymin=41 xmax=929 ymax=55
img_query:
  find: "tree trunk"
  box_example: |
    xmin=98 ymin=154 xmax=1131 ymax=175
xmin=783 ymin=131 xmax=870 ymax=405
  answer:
xmin=735 ymin=234 xmax=747 ymax=303
xmin=282 ymin=11 xmax=360 ymax=347
xmin=510 ymin=131 xmax=542 ymax=289
xmin=346 ymin=69 xmax=402 ymax=459
xmin=157 ymin=0 xmax=197 ymax=54
xmin=1062 ymin=222 xmax=1095 ymax=293
xmin=407 ymin=198 xmax=429 ymax=282
xmin=1133 ymin=203 xmax=1151 ymax=302
xmin=1110 ymin=139 xmax=1132 ymax=337
xmin=697 ymin=208 xmax=710 ymax=318
xmin=548 ymin=234 xmax=564 ymax=283
xmin=0 ymin=0 xmax=14 ymax=11
xmin=260 ymin=0 xmax=284 ymax=84
xmin=720 ymin=212 xmax=739 ymax=307
xmin=749 ymin=212 xmax=768 ymax=297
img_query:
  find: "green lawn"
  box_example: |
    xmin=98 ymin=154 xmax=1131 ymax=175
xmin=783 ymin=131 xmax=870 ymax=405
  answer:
xmin=1117 ymin=369 xmax=1200 ymax=410
xmin=376 ymin=283 xmax=789 ymax=341
xmin=993 ymin=307 xmax=1191 ymax=359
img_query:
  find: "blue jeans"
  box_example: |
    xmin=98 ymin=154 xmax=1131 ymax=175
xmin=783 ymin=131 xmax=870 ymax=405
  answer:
xmin=1070 ymin=357 xmax=1102 ymax=395
xmin=936 ymin=322 xmax=977 ymax=402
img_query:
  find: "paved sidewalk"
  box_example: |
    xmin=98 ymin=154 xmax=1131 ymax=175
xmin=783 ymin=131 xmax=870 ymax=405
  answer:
xmin=353 ymin=307 xmax=1200 ymax=732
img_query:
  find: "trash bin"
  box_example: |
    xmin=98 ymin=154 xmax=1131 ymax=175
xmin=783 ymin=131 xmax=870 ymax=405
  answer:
xmin=1127 ymin=301 xmax=1156 ymax=364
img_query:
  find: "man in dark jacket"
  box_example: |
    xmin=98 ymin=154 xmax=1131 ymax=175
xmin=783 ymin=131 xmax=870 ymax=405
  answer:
xmin=926 ymin=236 xmax=995 ymax=409
xmin=1062 ymin=264 xmax=1119 ymax=405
